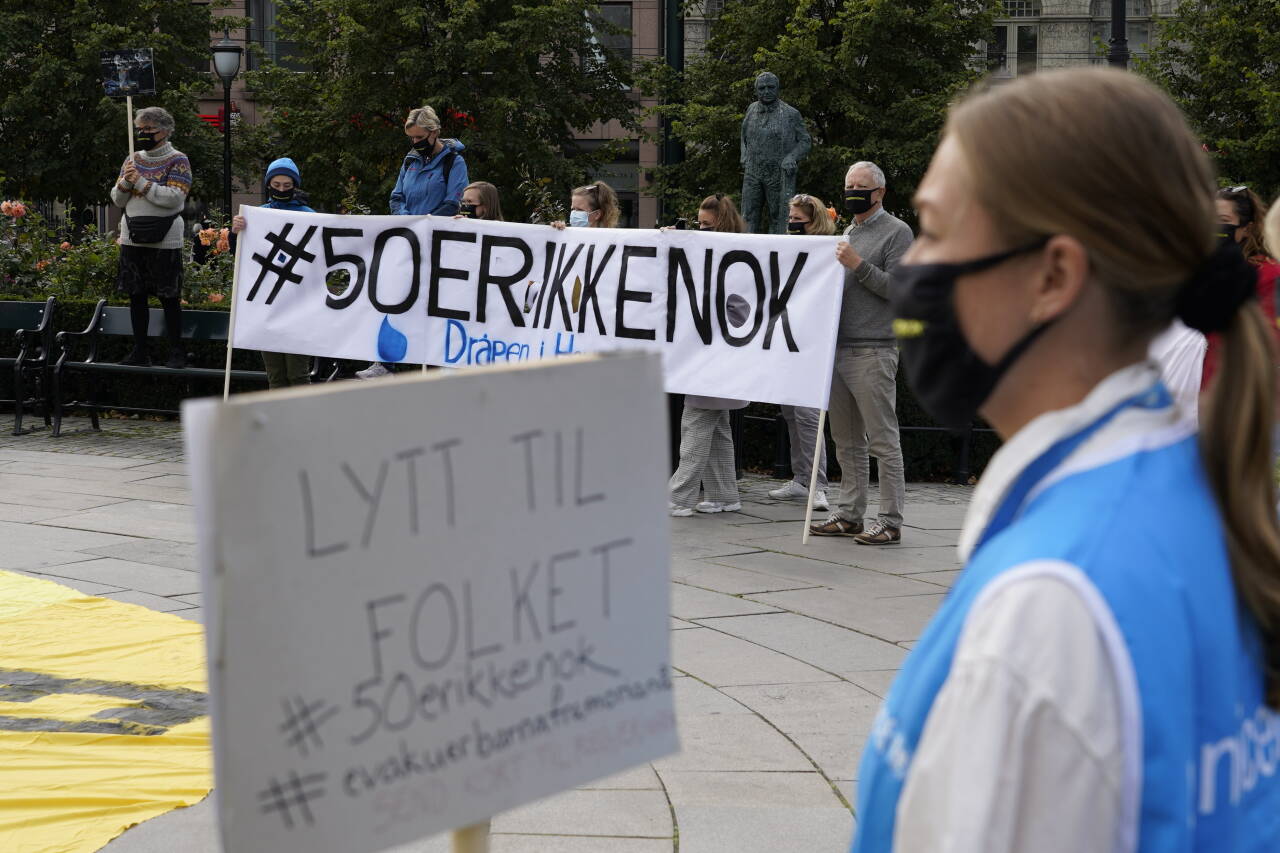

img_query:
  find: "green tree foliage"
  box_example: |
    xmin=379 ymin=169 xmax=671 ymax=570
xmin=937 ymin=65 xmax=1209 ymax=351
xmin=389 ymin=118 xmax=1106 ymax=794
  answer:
xmin=1142 ymin=0 xmax=1280 ymax=196
xmin=244 ymin=0 xmax=639 ymax=217
xmin=0 ymin=0 xmax=231 ymax=206
xmin=640 ymin=0 xmax=999 ymax=222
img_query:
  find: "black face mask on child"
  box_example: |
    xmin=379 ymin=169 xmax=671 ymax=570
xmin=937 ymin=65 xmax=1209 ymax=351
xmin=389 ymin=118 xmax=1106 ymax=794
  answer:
xmin=269 ymin=188 xmax=295 ymax=203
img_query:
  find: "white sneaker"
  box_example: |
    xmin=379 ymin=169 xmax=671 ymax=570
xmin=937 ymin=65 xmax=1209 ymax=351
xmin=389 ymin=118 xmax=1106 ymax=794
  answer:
xmin=356 ymin=362 xmax=392 ymax=380
xmin=813 ymin=490 xmax=829 ymax=511
xmin=696 ymin=501 xmax=743 ymax=514
xmin=768 ymin=481 xmax=809 ymax=501
xmin=670 ymin=506 xmax=695 ymax=517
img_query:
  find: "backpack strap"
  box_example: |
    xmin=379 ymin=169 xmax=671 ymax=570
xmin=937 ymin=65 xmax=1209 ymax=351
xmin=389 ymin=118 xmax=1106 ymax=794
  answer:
xmin=440 ymin=149 xmax=457 ymax=187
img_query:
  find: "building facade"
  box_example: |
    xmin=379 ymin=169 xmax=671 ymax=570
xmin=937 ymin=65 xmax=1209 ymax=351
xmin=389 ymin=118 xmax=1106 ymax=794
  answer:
xmin=202 ymin=0 xmax=1172 ymax=223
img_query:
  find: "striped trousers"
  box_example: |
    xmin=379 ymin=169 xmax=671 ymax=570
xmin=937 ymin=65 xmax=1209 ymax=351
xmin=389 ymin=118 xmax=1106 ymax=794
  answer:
xmin=669 ymin=406 xmax=739 ymax=509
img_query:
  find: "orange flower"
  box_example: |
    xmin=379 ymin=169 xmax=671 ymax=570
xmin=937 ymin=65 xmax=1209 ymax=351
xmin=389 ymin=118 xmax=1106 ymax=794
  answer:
xmin=0 ymin=201 xmax=10 ymax=216
xmin=2 ymin=200 xmax=26 ymax=218
xmin=198 ymin=227 xmax=218 ymax=246
xmin=34 ymin=259 xmax=50 ymax=271
xmin=208 ymin=293 xmax=225 ymax=304
xmin=215 ymin=229 xmax=230 ymax=255
xmin=60 ymin=241 xmax=71 ymax=251
xmin=827 ymin=206 xmax=838 ymax=221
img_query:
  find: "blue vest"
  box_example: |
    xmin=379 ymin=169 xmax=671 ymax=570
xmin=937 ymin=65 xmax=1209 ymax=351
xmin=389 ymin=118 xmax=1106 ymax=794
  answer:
xmin=853 ymin=381 xmax=1280 ymax=852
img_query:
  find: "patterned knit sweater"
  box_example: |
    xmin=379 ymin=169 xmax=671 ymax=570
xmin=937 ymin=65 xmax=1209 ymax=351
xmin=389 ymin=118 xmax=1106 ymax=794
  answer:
xmin=110 ymin=142 xmax=192 ymax=249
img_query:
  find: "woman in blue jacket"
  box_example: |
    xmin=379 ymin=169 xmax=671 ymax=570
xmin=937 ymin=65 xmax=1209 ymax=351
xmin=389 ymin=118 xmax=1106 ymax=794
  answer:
xmin=358 ymin=105 xmax=470 ymax=379
xmin=853 ymin=68 xmax=1280 ymax=852
xmin=231 ymin=157 xmax=316 ymax=389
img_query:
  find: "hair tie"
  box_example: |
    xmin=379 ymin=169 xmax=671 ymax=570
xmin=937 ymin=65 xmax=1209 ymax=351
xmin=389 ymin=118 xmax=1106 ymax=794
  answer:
xmin=1175 ymin=239 xmax=1257 ymax=334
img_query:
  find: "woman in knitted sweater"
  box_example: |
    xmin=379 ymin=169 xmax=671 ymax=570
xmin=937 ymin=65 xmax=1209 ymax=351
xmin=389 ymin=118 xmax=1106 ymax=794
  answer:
xmin=110 ymin=107 xmax=192 ymax=368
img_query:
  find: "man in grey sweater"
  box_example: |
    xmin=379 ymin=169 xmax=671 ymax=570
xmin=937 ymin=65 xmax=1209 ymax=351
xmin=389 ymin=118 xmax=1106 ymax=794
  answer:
xmin=810 ymin=161 xmax=913 ymax=544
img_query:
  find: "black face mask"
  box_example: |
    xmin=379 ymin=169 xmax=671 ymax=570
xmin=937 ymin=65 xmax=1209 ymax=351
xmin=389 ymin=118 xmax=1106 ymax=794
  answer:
xmin=845 ymin=188 xmax=876 ymax=215
xmin=459 ymin=203 xmax=477 ymax=218
xmin=699 ymin=225 xmax=714 ymax=232
xmin=787 ymin=220 xmax=807 ymax=235
xmin=135 ymin=131 xmax=159 ymax=150
xmin=412 ymin=134 xmax=435 ymax=153
xmin=269 ymin=188 xmax=295 ymax=203
xmin=891 ymin=238 xmax=1051 ymax=430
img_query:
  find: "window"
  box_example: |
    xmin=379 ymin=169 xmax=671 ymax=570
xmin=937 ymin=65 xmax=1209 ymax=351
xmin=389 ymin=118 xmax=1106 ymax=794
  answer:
xmin=987 ymin=24 xmax=1038 ymax=76
xmin=247 ymin=0 xmax=307 ymax=71
xmin=1003 ymin=0 xmax=1042 ymax=17
xmin=586 ymin=3 xmax=633 ymax=68
xmin=1089 ymin=0 xmax=1152 ymax=60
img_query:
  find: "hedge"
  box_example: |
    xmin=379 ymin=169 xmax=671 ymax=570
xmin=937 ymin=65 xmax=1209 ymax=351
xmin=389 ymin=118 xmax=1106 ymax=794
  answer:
xmin=2 ymin=296 xmax=1001 ymax=481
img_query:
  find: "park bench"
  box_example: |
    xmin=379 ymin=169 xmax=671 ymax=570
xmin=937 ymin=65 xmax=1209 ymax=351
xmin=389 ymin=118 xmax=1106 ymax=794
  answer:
xmin=0 ymin=298 xmax=57 ymax=436
xmin=50 ymin=299 xmax=320 ymax=436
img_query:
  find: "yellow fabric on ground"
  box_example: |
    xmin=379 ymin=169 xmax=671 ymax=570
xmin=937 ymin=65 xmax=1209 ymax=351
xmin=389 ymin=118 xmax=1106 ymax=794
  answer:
xmin=0 ymin=571 xmax=213 ymax=853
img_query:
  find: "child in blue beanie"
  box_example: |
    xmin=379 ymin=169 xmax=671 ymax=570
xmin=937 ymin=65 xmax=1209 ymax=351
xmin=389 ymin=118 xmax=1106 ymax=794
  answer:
xmin=231 ymin=157 xmax=317 ymax=389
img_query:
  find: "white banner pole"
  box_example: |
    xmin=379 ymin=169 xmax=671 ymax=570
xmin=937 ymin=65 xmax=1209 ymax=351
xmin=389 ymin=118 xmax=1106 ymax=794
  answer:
xmin=451 ymin=822 xmax=491 ymax=853
xmin=801 ymin=409 xmax=827 ymax=545
xmin=126 ymin=95 xmax=134 ymax=156
xmin=223 ymin=205 xmax=242 ymax=401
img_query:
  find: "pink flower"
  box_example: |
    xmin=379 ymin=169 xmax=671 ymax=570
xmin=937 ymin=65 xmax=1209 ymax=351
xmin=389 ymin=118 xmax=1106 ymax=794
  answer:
xmin=59 ymin=241 xmax=71 ymax=251
xmin=7 ymin=201 xmax=27 ymax=218
xmin=0 ymin=201 xmax=11 ymax=216
xmin=208 ymin=293 xmax=225 ymax=304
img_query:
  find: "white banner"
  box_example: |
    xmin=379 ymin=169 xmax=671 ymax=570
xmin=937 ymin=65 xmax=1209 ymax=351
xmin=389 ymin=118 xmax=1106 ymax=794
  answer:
xmin=231 ymin=207 xmax=844 ymax=408
xmin=185 ymin=352 xmax=678 ymax=853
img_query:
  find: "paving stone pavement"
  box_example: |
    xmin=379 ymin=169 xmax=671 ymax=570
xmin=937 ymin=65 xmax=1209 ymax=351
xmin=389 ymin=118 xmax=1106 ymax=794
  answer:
xmin=1 ymin=417 xmax=973 ymax=853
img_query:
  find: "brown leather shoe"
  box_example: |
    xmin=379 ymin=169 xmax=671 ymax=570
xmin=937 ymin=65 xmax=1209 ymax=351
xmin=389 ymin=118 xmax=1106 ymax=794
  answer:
xmin=809 ymin=516 xmax=864 ymax=537
xmin=854 ymin=521 xmax=901 ymax=546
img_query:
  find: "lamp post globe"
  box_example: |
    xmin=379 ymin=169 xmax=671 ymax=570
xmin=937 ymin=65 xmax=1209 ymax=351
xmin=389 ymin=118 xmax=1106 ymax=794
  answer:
xmin=210 ymin=30 xmax=243 ymax=219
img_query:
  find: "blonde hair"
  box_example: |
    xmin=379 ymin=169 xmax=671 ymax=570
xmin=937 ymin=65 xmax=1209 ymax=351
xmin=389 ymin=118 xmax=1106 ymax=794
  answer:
xmin=573 ymin=181 xmax=620 ymax=228
xmin=464 ymin=181 xmax=504 ymax=221
xmin=699 ymin=193 xmax=747 ymax=233
xmin=950 ymin=67 xmax=1280 ymax=707
xmin=405 ymin=105 xmax=441 ymax=131
xmin=789 ymin=194 xmax=835 ymax=235
xmin=1264 ymin=197 xmax=1280 ymax=260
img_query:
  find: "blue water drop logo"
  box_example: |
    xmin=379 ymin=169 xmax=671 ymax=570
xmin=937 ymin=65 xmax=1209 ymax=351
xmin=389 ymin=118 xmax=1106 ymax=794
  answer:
xmin=376 ymin=316 xmax=408 ymax=362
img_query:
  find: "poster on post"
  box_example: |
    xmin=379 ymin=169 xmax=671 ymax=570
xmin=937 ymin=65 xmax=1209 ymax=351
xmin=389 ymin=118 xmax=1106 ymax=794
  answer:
xmin=230 ymin=207 xmax=845 ymax=409
xmin=184 ymin=352 xmax=678 ymax=853
xmin=100 ymin=49 xmax=157 ymax=97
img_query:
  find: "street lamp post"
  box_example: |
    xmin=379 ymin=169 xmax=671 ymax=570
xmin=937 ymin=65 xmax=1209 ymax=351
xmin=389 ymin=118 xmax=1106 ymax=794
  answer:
xmin=1108 ymin=0 xmax=1130 ymax=68
xmin=211 ymin=30 xmax=243 ymax=218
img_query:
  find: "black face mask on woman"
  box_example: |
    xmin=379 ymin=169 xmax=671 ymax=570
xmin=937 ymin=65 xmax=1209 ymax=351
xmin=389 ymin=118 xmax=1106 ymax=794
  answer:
xmin=787 ymin=220 xmax=807 ymax=235
xmin=412 ymin=134 xmax=435 ymax=153
xmin=135 ymin=131 xmax=159 ymax=151
xmin=890 ymin=238 xmax=1051 ymax=430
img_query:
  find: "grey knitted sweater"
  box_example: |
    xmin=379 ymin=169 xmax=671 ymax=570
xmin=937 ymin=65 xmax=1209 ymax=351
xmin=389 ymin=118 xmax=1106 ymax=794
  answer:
xmin=838 ymin=208 xmax=914 ymax=347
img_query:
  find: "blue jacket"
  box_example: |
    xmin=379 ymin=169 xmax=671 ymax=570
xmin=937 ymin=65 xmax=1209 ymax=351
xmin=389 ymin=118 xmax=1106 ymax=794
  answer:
xmin=390 ymin=139 xmax=468 ymax=216
xmin=853 ymin=367 xmax=1280 ymax=852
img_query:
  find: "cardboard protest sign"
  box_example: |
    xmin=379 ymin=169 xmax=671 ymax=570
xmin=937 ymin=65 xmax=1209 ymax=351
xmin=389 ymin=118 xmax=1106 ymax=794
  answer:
xmin=100 ymin=49 xmax=156 ymax=97
xmin=185 ymin=352 xmax=678 ymax=853
xmin=230 ymin=207 xmax=844 ymax=408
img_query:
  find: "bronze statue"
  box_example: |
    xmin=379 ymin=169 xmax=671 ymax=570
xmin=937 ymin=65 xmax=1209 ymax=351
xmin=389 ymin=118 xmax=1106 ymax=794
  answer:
xmin=740 ymin=72 xmax=811 ymax=234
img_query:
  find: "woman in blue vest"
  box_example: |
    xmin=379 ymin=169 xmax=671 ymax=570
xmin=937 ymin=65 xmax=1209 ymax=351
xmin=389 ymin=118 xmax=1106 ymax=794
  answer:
xmin=358 ymin=104 xmax=469 ymax=379
xmin=855 ymin=68 xmax=1280 ymax=852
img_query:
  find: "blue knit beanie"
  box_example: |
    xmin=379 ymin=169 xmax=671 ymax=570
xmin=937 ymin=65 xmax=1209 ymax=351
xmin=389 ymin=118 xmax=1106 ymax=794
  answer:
xmin=264 ymin=157 xmax=302 ymax=187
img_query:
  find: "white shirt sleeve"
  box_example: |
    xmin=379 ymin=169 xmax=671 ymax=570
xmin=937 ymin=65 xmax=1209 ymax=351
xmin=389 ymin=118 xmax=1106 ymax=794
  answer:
xmin=892 ymin=571 xmax=1127 ymax=853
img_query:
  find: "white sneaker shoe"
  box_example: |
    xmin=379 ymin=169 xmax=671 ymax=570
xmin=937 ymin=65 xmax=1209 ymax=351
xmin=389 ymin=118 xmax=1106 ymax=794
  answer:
xmin=356 ymin=362 xmax=392 ymax=380
xmin=696 ymin=501 xmax=742 ymax=514
xmin=670 ymin=506 xmax=695 ymax=517
xmin=768 ymin=481 xmax=809 ymax=501
xmin=813 ymin=490 xmax=829 ymax=511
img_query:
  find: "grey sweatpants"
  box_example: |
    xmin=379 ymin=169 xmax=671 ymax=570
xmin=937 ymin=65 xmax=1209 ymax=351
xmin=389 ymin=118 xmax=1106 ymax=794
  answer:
xmin=780 ymin=405 xmax=828 ymax=491
xmin=669 ymin=407 xmax=739 ymax=509
xmin=828 ymin=346 xmax=905 ymax=527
